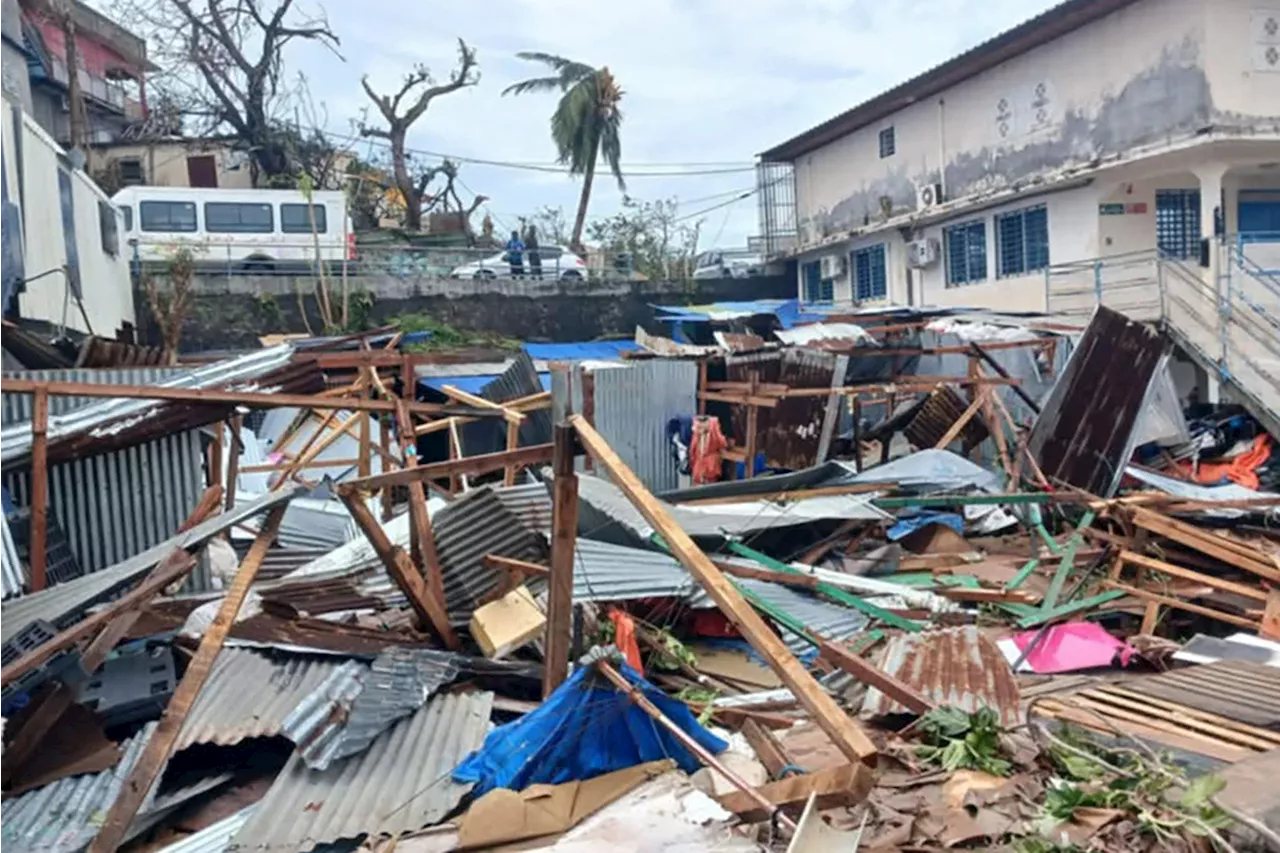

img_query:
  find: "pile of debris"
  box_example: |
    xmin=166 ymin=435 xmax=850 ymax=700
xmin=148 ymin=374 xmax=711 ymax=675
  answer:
xmin=1 ymin=305 xmax=1277 ymax=853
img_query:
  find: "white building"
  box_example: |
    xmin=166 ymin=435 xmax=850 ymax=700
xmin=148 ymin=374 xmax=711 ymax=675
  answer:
xmin=757 ymin=0 xmax=1280 ymax=428
xmin=2 ymin=94 xmax=135 ymax=335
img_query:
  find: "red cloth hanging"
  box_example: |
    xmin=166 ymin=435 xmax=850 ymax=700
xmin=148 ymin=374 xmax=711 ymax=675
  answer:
xmin=689 ymin=416 xmax=727 ymax=485
xmin=609 ymin=609 xmax=643 ymax=672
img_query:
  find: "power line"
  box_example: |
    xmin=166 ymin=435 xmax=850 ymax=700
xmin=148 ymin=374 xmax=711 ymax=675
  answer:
xmin=320 ymin=128 xmax=757 ymax=178
xmin=673 ymin=188 xmax=759 ymax=223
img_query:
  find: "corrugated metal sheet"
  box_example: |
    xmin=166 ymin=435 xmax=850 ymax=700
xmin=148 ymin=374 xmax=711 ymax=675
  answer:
xmin=690 ymin=577 xmax=870 ymax=653
xmin=774 ymin=323 xmax=874 ymax=346
xmin=903 ymin=385 xmax=990 ymax=450
xmin=3 ymin=511 xmax=23 ymax=598
xmin=0 ymin=345 xmax=311 ymax=465
xmin=571 ymin=538 xmax=701 ymax=603
xmin=589 ymin=360 xmax=697 ymax=493
xmin=1 ymin=488 xmax=301 ymax=642
xmin=232 ymin=690 xmax=494 ymax=853
xmin=459 ymin=351 xmax=552 ymax=456
xmin=726 ymin=348 xmax=845 ymax=470
xmin=4 ymin=429 xmax=204 ymax=575
xmin=158 ymin=805 xmax=257 ymax=853
xmin=1 ymin=367 xmax=192 ymax=425
xmin=492 ymin=481 xmax=553 ymax=533
xmin=285 ymin=647 xmax=461 ymax=770
xmin=575 ymin=473 xmax=883 ymax=545
xmin=1118 ymin=660 xmax=1280 ymax=728
xmin=174 ymin=648 xmax=348 ymax=752
xmin=862 ymin=626 xmax=1021 ymax=726
xmin=434 ymin=487 xmax=547 ymax=625
xmin=1029 ymin=306 xmax=1166 ymax=496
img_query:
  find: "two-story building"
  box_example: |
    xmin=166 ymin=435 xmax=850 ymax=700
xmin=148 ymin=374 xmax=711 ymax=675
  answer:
xmin=757 ymin=0 xmax=1280 ymax=312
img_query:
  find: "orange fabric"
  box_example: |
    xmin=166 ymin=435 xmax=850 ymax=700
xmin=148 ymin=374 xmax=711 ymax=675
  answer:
xmin=609 ymin=609 xmax=643 ymax=672
xmin=1174 ymin=434 xmax=1272 ymax=491
xmin=689 ymin=416 xmax=727 ymax=485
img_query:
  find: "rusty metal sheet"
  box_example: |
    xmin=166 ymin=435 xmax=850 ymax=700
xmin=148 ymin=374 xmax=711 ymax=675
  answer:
xmin=1029 ymin=306 xmax=1167 ymax=496
xmin=903 ymin=385 xmax=989 ymax=450
xmin=726 ymin=348 xmax=840 ymax=470
xmin=862 ymin=626 xmax=1021 ymax=726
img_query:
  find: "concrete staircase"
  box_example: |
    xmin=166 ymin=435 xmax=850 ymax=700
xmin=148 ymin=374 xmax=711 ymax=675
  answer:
xmin=1046 ymin=248 xmax=1280 ymax=438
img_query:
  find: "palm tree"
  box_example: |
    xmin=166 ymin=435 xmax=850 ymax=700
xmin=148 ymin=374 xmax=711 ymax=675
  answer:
xmin=503 ymin=53 xmax=624 ymax=253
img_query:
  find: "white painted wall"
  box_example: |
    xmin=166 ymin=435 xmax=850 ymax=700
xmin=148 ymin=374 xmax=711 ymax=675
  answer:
xmin=3 ymin=98 xmax=135 ymax=334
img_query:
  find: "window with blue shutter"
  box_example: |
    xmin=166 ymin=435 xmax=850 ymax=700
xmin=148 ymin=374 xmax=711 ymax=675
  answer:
xmin=996 ymin=204 xmax=1049 ymax=277
xmin=944 ymin=220 xmax=986 ymax=287
xmin=1155 ymin=189 xmax=1200 ymax=259
xmin=852 ymin=244 xmax=887 ymax=301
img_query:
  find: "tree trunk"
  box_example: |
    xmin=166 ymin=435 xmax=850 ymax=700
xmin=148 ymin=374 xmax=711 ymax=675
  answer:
xmin=389 ymin=132 xmax=421 ymax=231
xmin=570 ymin=135 xmax=600 ymax=254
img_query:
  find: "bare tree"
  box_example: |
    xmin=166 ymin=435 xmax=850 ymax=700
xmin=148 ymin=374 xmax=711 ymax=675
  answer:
xmin=359 ymin=39 xmax=478 ymax=231
xmin=112 ymin=0 xmax=342 ymax=184
xmin=144 ymin=246 xmax=196 ymax=360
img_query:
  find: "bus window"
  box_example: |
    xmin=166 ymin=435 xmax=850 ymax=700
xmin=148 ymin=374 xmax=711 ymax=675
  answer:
xmin=204 ymin=202 xmax=274 ymax=233
xmin=120 ymin=205 xmax=132 ymax=232
xmin=139 ymin=200 xmax=197 ymax=232
xmin=281 ymin=203 xmax=327 ymax=233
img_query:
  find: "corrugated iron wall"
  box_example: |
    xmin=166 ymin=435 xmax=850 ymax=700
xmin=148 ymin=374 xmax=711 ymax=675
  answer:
xmin=2 ymin=368 xmax=205 ymax=576
xmin=551 ymin=360 xmax=697 ymax=492
xmin=726 ymin=348 xmax=842 ymax=470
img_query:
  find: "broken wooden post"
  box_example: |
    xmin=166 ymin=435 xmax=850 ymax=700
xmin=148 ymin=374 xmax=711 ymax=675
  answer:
xmin=394 ymin=400 xmax=449 ymax=617
xmin=817 ymin=637 xmax=934 ymax=714
xmin=595 ymin=659 xmax=796 ymax=831
xmin=88 ymin=504 xmax=289 ymax=853
xmin=379 ymin=414 xmax=394 ymax=521
xmin=504 ymin=420 xmax=521 ymax=487
xmin=224 ymin=413 xmax=242 ymax=511
xmin=544 ymin=423 xmax=578 ymax=697
xmin=571 ymin=414 xmax=878 ymax=764
xmin=29 ymin=386 xmax=49 ymax=591
xmin=934 ymin=388 xmax=987 ymax=450
xmin=743 ymin=371 xmax=760 ymax=480
xmin=340 ymin=491 xmax=459 ymax=650
xmin=208 ymin=422 xmax=224 ymax=492
xmin=716 ymin=763 xmax=873 ymax=823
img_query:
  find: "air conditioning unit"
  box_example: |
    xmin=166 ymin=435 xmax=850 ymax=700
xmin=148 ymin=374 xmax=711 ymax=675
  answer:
xmin=916 ymin=182 xmax=944 ymax=210
xmin=908 ymin=237 xmax=941 ymax=268
xmin=819 ymin=254 xmax=845 ymax=279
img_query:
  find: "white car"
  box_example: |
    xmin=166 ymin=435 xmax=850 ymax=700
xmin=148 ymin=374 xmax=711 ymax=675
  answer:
xmin=692 ymin=250 xmax=765 ymax=279
xmin=450 ymin=245 xmax=587 ymax=280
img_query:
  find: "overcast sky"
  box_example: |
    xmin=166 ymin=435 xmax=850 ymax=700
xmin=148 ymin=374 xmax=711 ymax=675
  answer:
xmin=281 ymin=0 xmax=1059 ymax=248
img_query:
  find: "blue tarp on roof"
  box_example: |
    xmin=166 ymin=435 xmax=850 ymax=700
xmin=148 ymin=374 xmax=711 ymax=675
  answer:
xmin=521 ymin=340 xmax=641 ymax=361
xmin=419 ymin=372 xmax=552 ymax=395
xmin=651 ymin=298 xmax=832 ymax=329
xmin=452 ymin=659 xmax=725 ymax=796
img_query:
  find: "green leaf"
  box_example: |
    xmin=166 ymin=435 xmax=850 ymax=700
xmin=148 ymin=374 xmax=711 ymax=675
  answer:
xmin=1180 ymin=774 xmax=1226 ymax=809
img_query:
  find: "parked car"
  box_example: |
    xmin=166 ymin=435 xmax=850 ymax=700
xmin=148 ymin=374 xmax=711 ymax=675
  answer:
xmin=449 ymin=245 xmax=587 ymax=280
xmin=692 ymin=250 xmax=765 ymax=279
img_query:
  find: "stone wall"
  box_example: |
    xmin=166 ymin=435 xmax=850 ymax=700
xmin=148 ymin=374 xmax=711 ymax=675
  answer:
xmin=144 ymin=272 xmax=795 ymax=352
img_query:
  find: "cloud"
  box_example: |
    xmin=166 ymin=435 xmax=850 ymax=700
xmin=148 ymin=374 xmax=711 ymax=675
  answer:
xmin=288 ymin=0 xmax=1059 ymax=247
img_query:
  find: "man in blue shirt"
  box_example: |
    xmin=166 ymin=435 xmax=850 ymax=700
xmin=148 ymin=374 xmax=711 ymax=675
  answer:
xmin=506 ymin=230 xmax=525 ymax=278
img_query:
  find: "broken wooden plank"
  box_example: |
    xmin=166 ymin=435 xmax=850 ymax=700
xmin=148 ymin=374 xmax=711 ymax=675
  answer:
xmin=339 ymin=492 xmax=459 ymax=649
xmin=817 ymin=638 xmax=934 ymax=715
xmin=1119 ymin=550 xmax=1269 ymax=602
xmin=29 ymin=387 xmax=49 ymax=591
xmin=573 ymin=415 xmax=878 ymax=764
xmin=483 ymin=554 xmax=551 ymax=577
xmin=440 ymin=384 xmax=525 ymax=424
xmin=933 ymin=389 xmax=987 ymax=449
xmin=740 ymin=718 xmax=795 ymax=779
xmin=394 ymin=400 xmax=450 ymax=621
xmin=336 ymin=443 xmax=555 ymax=495
xmin=1263 ymin=589 xmax=1280 ymax=641
xmin=1102 ymin=581 xmax=1261 ymax=631
xmin=715 ymin=763 xmax=874 ymax=823
xmin=710 ymin=560 xmax=823 ymax=590
xmin=1129 ymin=508 xmax=1280 ymax=582
xmin=1041 ymin=511 xmax=1095 ymax=612
xmin=88 ymin=504 xmax=289 ymax=853
xmin=544 ymin=423 xmax=578 ymax=697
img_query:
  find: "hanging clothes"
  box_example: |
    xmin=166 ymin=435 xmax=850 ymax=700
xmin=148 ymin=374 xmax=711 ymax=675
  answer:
xmin=608 ymin=609 xmax=643 ymax=672
xmin=689 ymin=415 xmax=727 ymax=485
xmin=666 ymin=415 xmax=694 ymax=475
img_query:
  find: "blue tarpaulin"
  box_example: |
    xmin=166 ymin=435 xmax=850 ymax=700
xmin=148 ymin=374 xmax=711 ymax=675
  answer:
xmin=419 ymin=373 xmax=552 ymax=395
xmin=887 ymin=511 xmax=965 ymax=541
xmin=452 ymin=660 xmax=726 ymax=796
xmin=651 ymin=299 xmax=832 ymax=330
xmin=522 ymin=340 xmax=641 ymax=361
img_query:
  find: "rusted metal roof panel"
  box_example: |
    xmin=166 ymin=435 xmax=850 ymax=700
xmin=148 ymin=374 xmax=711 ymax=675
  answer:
xmin=903 ymin=385 xmax=989 ymax=451
xmin=862 ymin=626 xmax=1021 ymax=726
xmin=1029 ymin=306 xmax=1167 ymax=496
xmin=174 ymin=648 xmax=347 ymax=752
xmin=1118 ymin=660 xmax=1280 ymax=728
xmin=726 ymin=348 xmax=843 ymax=469
xmin=231 ymin=690 xmax=493 ymax=853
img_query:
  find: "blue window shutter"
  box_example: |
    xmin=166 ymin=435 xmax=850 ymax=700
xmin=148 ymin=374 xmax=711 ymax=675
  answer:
xmin=1026 ymin=206 xmax=1049 ymax=270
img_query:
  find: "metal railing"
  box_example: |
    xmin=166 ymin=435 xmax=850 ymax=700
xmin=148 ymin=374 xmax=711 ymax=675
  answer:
xmin=1046 ymin=245 xmax=1280 ymax=434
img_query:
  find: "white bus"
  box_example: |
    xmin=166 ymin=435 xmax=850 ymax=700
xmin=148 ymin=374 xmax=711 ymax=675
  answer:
xmin=112 ymin=186 xmax=353 ymax=270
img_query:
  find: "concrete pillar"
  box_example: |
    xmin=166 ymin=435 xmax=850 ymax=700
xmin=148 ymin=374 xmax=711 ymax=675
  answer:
xmin=1193 ymin=162 xmax=1227 ymax=286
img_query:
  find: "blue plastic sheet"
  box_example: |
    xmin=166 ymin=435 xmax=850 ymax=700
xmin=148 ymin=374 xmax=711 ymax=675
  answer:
xmin=521 ymin=341 xmax=641 ymax=361
xmin=452 ymin=661 xmax=726 ymax=796
xmin=887 ymin=511 xmax=964 ymax=541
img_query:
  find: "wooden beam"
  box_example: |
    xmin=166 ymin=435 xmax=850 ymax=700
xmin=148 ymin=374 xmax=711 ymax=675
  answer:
xmin=448 ymin=418 xmax=467 ymax=492
xmin=337 ymin=443 xmax=556 ymax=495
xmin=29 ymin=387 xmax=49 ymax=591
xmin=0 ymin=548 xmax=197 ymax=687
xmin=271 ymin=410 xmax=363 ymax=489
xmin=484 ymin=554 xmax=551 ymax=577
xmin=394 ymin=400 xmax=451 ymax=626
xmin=379 ymin=414 xmax=394 ymax=521
xmin=1118 ymin=550 xmax=1269 ymax=602
xmin=969 ymin=341 xmax=1041 ymax=414
xmin=224 ymin=413 xmax=242 ymax=510
xmin=571 ymin=414 xmax=878 ymax=764
xmin=339 ymin=491 xmax=459 ymax=649
xmin=817 ymin=638 xmax=934 ymax=715
xmin=1103 ymin=580 xmax=1260 ymax=630
xmin=739 ymin=718 xmax=793 ymax=779
xmin=676 ymin=484 xmax=887 ymax=507
xmin=1129 ymin=508 xmax=1280 ymax=582
xmin=504 ymin=419 xmax=520 ymax=487
xmin=934 ymin=389 xmax=987 ymax=449
xmin=208 ymin=420 xmax=224 ymax=491
xmin=440 ymin=384 xmax=524 ymax=424
xmin=1261 ymin=588 xmax=1280 ymax=641
xmin=594 ymin=659 xmax=796 ymax=831
xmin=544 ymin=423 xmax=578 ymax=698
xmin=711 ymin=559 xmax=822 ymax=589
xmin=0 ymin=378 xmax=510 ymax=419
xmin=88 ymin=505 xmax=288 ymax=853
xmin=715 ymin=763 xmax=873 ymax=823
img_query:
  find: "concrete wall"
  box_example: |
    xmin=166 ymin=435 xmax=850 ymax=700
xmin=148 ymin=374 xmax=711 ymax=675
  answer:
xmin=142 ymin=273 xmax=796 ymax=352
xmin=792 ymin=0 xmax=1278 ymax=245
xmin=88 ymin=141 xmax=256 ymax=189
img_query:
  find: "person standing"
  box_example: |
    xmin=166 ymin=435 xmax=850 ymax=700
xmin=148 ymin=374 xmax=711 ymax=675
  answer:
xmin=506 ymin=230 xmax=526 ymax=278
xmin=525 ymin=225 xmax=543 ymax=280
